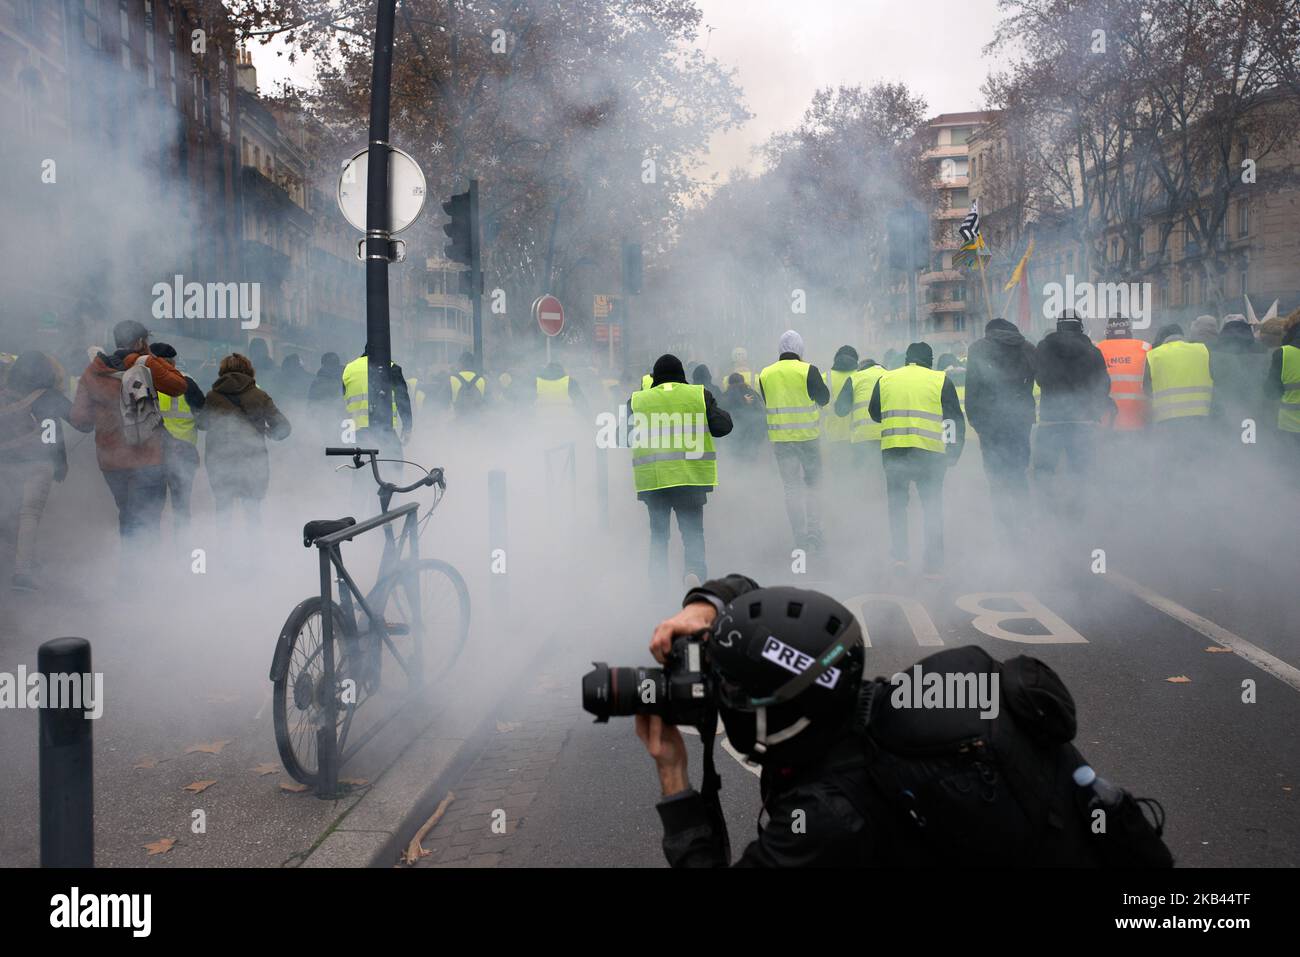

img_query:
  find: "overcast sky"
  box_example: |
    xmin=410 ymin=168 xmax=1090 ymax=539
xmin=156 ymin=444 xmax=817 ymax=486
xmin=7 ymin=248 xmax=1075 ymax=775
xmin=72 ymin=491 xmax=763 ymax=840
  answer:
xmin=249 ymin=0 xmax=1004 ymax=180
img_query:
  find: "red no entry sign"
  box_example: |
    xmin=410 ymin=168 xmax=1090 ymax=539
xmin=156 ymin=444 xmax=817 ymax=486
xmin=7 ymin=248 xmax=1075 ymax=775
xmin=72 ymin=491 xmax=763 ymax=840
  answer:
xmin=534 ymin=294 xmax=564 ymax=337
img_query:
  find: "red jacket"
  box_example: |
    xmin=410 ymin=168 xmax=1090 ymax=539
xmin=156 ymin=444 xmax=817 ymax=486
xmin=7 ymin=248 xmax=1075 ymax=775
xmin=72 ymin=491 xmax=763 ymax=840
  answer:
xmin=70 ymin=352 xmax=188 ymax=471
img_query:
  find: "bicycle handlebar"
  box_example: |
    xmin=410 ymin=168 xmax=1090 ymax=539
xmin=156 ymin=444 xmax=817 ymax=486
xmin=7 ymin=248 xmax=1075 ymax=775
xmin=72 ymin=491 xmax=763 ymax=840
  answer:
xmin=323 ymin=447 xmax=446 ymax=500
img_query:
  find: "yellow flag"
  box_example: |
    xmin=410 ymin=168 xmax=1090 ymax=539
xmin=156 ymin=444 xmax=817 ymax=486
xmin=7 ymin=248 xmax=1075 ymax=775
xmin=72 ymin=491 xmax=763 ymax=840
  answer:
xmin=1003 ymin=238 xmax=1035 ymax=292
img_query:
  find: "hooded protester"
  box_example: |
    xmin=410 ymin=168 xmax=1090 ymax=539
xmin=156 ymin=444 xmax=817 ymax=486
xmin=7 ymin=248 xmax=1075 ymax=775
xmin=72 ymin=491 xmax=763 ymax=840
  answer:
xmin=1031 ymin=311 xmax=1112 ymax=517
xmin=1210 ymin=320 xmax=1268 ymax=443
xmin=691 ymin=363 xmax=715 ymax=392
xmin=757 ymin=330 xmax=831 ymax=553
xmin=277 ymin=354 xmax=313 ymax=412
xmin=627 ymin=353 xmax=732 ymax=591
xmin=0 ymin=351 xmax=91 ymax=591
xmin=832 ymin=356 xmax=888 ymax=474
xmin=1189 ymin=315 xmax=1220 ymax=347
xmin=536 ymin=359 xmax=587 ymax=415
xmin=965 ymin=318 xmax=1037 ymax=542
xmin=868 ymin=341 xmax=965 ymax=575
xmin=69 ymin=319 xmax=190 ymax=544
xmin=822 ymin=345 xmax=860 ymax=477
xmin=198 ymin=353 xmax=291 ymax=533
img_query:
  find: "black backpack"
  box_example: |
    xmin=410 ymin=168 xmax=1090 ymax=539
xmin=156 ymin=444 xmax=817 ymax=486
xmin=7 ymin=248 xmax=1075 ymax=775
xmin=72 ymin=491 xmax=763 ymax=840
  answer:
xmin=453 ymin=372 xmax=485 ymax=415
xmin=846 ymin=645 xmax=1172 ymax=867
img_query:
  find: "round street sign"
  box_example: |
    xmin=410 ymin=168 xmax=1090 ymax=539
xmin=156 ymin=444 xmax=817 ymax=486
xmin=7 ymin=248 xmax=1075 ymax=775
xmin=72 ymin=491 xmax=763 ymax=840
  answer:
xmin=534 ymin=294 xmax=564 ymax=337
xmin=337 ymin=145 xmax=427 ymax=234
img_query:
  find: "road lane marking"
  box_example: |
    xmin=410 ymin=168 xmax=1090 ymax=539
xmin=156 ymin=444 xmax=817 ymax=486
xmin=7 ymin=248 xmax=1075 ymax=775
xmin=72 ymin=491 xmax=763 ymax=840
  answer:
xmin=955 ymin=592 xmax=1088 ymax=644
xmin=681 ymin=722 xmax=762 ymax=777
xmin=842 ymin=594 xmax=943 ymax=647
xmin=1107 ymin=572 xmax=1300 ymax=694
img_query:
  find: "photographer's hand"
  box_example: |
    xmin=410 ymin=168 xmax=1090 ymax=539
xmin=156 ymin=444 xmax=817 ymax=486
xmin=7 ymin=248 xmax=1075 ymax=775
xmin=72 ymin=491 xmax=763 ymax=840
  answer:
xmin=649 ymin=600 xmax=718 ymax=664
xmin=635 ymin=714 xmax=690 ymax=796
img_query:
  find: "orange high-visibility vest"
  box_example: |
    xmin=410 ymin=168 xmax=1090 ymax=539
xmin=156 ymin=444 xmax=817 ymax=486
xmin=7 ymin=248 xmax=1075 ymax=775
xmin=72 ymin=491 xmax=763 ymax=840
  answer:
xmin=1098 ymin=337 xmax=1150 ymax=430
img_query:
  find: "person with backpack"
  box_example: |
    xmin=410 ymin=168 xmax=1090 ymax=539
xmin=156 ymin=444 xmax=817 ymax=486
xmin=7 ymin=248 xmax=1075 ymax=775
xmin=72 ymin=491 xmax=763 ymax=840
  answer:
xmin=637 ymin=577 xmax=1174 ymax=868
xmin=341 ymin=344 xmax=413 ymax=447
xmin=197 ymin=353 xmax=291 ymax=535
xmin=449 ymin=351 xmax=489 ymax=418
xmin=0 ymin=352 xmax=91 ymax=591
xmin=69 ymin=320 xmax=189 ymax=544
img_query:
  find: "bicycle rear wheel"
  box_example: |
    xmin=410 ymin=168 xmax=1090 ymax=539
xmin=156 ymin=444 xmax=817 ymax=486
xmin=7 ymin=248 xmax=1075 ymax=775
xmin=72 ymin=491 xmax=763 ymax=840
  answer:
xmin=374 ymin=559 xmax=471 ymax=689
xmin=271 ymin=596 xmax=357 ymax=785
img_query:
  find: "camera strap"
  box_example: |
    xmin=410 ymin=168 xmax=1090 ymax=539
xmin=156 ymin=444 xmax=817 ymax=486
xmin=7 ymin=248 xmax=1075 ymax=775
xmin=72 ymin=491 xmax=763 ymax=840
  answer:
xmin=697 ymin=703 xmax=731 ymax=863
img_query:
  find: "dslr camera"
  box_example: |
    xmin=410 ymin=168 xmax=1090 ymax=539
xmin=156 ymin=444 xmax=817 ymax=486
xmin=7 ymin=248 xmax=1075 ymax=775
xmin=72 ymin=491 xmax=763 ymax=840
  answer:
xmin=581 ymin=634 xmax=714 ymax=728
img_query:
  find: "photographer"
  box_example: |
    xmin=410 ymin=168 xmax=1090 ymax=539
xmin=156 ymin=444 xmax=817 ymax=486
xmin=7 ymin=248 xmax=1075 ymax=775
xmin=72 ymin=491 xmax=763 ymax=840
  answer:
xmin=632 ymin=575 xmax=1173 ymax=868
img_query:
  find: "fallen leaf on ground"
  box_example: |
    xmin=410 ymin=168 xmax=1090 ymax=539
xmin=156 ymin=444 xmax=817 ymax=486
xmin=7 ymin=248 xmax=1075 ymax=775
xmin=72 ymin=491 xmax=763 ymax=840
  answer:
xmin=496 ymin=721 xmax=522 ymax=733
xmin=279 ymin=781 xmax=310 ymax=793
xmin=340 ymin=777 xmax=369 ymax=787
xmin=250 ymin=763 xmax=280 ymax=776
xmin=133 ymin=756 xmax=159 ymax=770
xmin=1204 ymin=646 xmax=1234 ymax=654
xmin=144 ymin=838 xmax=176 ymax=856
xmin=184 ymin=780 xmax=217 ymax=794
xmin=186 ymin=740 xmax=232 ymax=754
xmin=1166 ymin=675 xmax=1192 ymax=683
xmin=401 ymin=792 xmax=456 ymax=864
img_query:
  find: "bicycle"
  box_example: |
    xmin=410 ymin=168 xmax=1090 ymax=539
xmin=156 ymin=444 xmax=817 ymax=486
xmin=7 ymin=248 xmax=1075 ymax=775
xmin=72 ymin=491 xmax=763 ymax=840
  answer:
xmin=269 ymin=447 xmax=471 ymax=787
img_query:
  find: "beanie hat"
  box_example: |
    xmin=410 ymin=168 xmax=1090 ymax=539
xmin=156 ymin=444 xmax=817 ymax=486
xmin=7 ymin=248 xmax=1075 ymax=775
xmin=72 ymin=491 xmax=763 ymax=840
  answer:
xmin=651 ymin=353 xmax=686 ymax=385
xmin=905 ymin=341 xmax=934 ymax=367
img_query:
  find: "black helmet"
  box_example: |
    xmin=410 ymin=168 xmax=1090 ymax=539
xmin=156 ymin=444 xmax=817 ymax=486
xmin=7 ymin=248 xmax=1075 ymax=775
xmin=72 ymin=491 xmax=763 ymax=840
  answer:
xmin=708 ymin=586 xmax=864 ymax=767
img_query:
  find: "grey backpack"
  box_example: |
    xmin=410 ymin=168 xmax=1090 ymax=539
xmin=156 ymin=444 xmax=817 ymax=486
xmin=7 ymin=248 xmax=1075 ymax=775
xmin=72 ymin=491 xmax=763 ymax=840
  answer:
xmin=116 ymin=355 xmax=163 ymax=445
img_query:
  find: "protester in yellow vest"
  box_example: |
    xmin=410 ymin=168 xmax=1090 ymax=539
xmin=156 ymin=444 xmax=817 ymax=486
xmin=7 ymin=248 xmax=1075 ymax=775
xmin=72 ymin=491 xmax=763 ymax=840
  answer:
xmin=1143 ymin=325 xmax=1214 ymax=469
xmin=535 ymin=360 xmax=585 ymax=415
xmin=822 ymin=345 xmax=859 ymax=477
xmin=449 ymin=352 xmax=488 ymax=417
xmin=150 ymin=342 xmax=206 ymax=537
xmin=832 ymin=356 xmax=886 ymax=467
xmin=1267 ymin=324 xmax=1300 ymax=447
xmin=868 ymin=341 xmax=965 ymax=577
xmin=757 ymin=330 xmax=831 ymax=552
xmin=629 ymin=354 xmax=732 ymax=590
xmin=342 ymin=344 xmax=413 ymax=440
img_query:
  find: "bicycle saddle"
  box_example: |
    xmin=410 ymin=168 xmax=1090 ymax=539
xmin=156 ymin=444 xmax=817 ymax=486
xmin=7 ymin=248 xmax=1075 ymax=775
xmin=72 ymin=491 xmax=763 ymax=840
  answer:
xmin=302 ymin=516 xmax=356 ymax=547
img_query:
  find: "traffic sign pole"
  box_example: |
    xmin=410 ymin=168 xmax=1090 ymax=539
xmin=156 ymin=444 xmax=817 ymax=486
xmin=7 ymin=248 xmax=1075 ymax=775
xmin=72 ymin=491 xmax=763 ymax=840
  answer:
xmin=469 ymin=178 xmax=483 ymax=367
xmin=365 ymin=0 xmax=397 ymax=444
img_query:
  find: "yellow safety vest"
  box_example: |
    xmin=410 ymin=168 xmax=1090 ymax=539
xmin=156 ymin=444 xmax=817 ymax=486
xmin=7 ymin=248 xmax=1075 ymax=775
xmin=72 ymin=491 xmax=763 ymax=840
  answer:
xmin=823 ymin=369 xmax=854 ymax=443
xmin=342 ymin=355 xmax=399 ymax=430
xmin=536 ymin=375 xmax=572 ymax=405
xmin=849 ymin=365 xmax=886 ymax=443
xmin=878 ymin=364 xmax=947 ymax=453
xmin=630 ymin=383 xmax=716 ymax=492
xmin=731 ymin=368 xmax=756 ymax=389
xmin=158 ymin=392 xmax=197 ymax=444
xmin=449 ymin=370 xmax=485 ymax=401
xmin=641 ymin=373 xmax=654 ymax=391
xmin=1279 ymin=344 xmax=1300 ymax=433
xmin=1146 ymin=340 xmax=1212 ymax=422
xmin=759 ymin=359 xmax=820 ymax=442
xmin=407 ymin=377 xmax=426 ymax=414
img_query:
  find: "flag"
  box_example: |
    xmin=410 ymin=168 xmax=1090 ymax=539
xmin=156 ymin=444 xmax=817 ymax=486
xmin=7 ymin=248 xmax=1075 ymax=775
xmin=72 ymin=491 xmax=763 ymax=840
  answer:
xmin=1003 ymin=238 xmax=1035 ymax=292
xmin=951 ymin=233 xmax=986 ymax=270
xmin=958 ymin=200 xmax=980 ymax=245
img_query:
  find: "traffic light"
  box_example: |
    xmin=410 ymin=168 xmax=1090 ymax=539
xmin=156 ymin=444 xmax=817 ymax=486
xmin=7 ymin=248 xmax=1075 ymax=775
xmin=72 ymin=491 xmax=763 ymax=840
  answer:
xmin=442 ymin=190 xmax=472 ymax=265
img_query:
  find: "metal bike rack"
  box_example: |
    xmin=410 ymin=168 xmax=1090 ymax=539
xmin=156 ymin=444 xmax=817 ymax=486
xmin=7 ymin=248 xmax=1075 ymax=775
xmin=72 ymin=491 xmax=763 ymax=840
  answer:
xmin=312 ymin=501 xmax=420 ymax=798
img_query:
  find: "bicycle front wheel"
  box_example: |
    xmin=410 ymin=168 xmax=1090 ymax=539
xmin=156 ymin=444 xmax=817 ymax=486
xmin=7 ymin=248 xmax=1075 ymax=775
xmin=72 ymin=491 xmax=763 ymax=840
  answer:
xmin=374 ymin=559 xmax=471 ymax=689
xmin=271 ymin=596 xmax=356 ymax=785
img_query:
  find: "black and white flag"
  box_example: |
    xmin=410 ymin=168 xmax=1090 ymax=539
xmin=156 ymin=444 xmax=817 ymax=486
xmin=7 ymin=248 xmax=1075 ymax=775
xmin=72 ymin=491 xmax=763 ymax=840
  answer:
xmin=958 ymin=199 xmax=980 ymax=245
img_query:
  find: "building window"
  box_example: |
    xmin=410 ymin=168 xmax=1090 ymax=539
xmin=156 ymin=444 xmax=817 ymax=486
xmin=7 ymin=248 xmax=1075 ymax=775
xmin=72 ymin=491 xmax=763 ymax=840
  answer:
xmin=950 ymin=127 xmax=972 ymax=146
xmin=1136 ymin=231 xmax=1145 ymax=259
xmin=1239 ymin=268 xmax=1248 ymax=296
xmin=954 ymin=315 xmax=966 ymax=332
xmin=1181 ymin=275 xmax=1190 ymax=305
xmin=1237 ymin=201 xmax=1249 ymax=238
xmin=949 ymin=187 xmax=969 ymax=208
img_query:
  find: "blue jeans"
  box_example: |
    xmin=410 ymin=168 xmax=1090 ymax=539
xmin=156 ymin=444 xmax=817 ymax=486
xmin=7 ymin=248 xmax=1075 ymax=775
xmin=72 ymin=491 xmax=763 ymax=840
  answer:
xmin=645 ymin=495 xmax=706 ymax=588
xmin=102 ymin=465 xmax=166 ymax=540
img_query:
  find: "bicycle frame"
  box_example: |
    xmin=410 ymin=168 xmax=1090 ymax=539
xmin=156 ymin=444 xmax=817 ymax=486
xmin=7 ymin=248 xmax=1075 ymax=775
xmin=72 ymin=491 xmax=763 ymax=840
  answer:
xmin=312 ymin=501 xmax=422 ymax=797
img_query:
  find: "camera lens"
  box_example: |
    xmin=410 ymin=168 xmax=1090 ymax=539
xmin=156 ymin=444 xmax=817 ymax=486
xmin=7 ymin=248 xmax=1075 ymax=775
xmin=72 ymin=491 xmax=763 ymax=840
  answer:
xmin=582 ymin=662 xmax=663 ymax=722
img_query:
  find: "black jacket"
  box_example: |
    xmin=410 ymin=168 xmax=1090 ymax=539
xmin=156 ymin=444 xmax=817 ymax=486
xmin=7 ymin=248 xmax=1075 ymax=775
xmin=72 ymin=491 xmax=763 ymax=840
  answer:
xmin=1034 ymin=330 xmax=1112 ymax=424
xmin=966 ymin=319 xmax=1037 ymax=435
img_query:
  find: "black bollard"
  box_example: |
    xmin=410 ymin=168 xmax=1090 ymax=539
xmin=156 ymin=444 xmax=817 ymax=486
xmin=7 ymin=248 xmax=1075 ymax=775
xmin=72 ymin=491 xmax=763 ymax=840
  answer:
xmin=39 ymin=637 xmax=94 ymax=867
xmin=488 ymin=469 xmax=509 ymax=615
